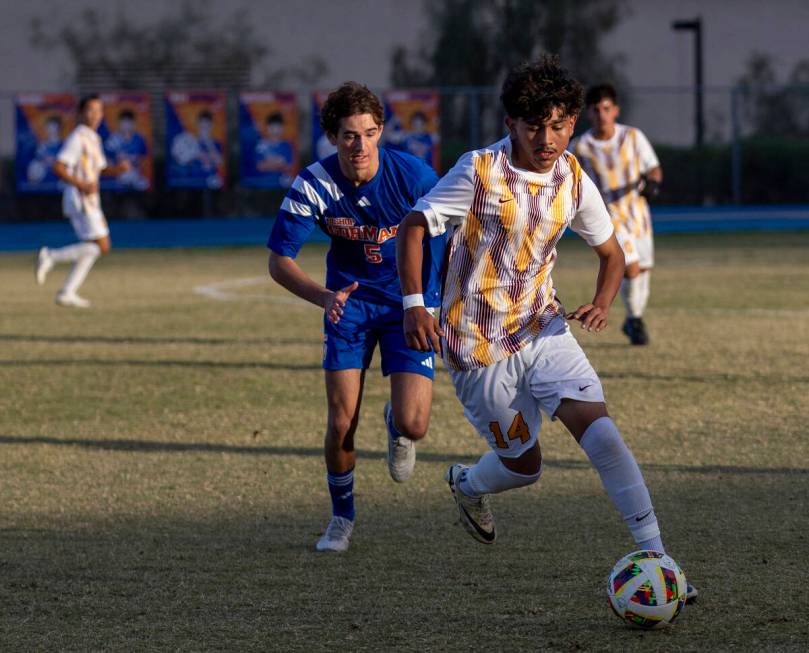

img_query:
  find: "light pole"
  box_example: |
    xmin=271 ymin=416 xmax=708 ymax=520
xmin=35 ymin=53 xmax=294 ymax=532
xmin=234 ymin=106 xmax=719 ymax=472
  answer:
xmin=672 ymin=17 xmax=704 ymax=148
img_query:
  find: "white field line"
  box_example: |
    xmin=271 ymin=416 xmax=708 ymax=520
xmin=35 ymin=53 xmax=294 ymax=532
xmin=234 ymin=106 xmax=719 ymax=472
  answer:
xmin=193 ymin=276 xmax=307 ymax=304
xmin=193 ymin=277 xmax=809 ymax=317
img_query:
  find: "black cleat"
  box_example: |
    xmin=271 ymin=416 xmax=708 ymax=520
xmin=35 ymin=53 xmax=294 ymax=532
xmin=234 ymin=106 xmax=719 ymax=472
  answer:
xmin=622 ymin=317 xmax=649 ymax=346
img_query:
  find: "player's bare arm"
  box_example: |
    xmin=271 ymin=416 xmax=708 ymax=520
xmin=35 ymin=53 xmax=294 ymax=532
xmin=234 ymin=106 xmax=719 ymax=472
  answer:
xmin=396 ymin=211 xmax=443 ymax=352
xmin=566 ymin=234 xmax=625 ymax=332
xmin=101 ymin=159 xmax=132 ymax=176
xmin=52 ymin=161 xmax=96 ymax=195
xmin=268 ymin=251 xmax=358 ymax=324
xmin=645 ymin=165 xmax=662 ymax=183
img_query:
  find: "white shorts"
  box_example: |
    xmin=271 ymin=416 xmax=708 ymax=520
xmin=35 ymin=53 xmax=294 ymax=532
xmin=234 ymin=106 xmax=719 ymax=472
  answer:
xmin=66 ymin=206 xmax=109 ymax=241
xmin=615 ymin=222 xmax=654 ymax=269
xmin=448 ymin=316 xmax=604 ymax=458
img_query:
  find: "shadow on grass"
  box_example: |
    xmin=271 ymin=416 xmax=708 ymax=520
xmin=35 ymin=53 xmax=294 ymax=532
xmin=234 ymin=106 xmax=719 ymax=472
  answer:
xmin=0 ymin=477 xmax=806 ymax=651
xmin=0 ymin=333 xmax=317 ymax=347
xmin=0 ymin=358 xmax=322 ymax=371
xmin=2 ymin=434 xmax=807 ymax=477
xmin=599 ymin=370 xmax=809 ymax=384
xmin=2 ymin=358 xmax=808 ymax=384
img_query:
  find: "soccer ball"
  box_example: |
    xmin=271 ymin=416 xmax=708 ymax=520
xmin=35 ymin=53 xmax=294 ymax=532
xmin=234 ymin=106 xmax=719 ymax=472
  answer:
xmin=607 ymin=550 xmax=688 ymax=629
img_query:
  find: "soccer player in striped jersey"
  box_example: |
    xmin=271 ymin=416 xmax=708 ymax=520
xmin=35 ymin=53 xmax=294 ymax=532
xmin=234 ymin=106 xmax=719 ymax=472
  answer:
xmin=571 ymin=84 xmax=662 ymax=345
xmin=267 ymin=82 xmax=445 ymax=552
xmin=36 ymin=94 xmax=131 ymax=307
xmin=396 ymin=57 xmax=696 ymax=601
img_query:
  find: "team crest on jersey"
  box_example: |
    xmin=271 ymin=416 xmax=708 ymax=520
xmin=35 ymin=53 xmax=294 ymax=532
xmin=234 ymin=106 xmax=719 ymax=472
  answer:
xmin=324 ymin=217 xmax=398 ymax=243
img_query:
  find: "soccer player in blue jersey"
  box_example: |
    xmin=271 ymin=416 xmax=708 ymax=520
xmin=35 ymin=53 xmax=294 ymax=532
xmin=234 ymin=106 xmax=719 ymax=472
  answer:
xmin=267 ymin=82 xmax=444 ymax=552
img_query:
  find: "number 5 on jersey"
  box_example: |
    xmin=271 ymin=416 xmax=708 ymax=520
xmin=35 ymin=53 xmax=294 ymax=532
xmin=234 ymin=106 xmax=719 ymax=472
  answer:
xmin=489 ymin=412 xmax=531 ymax=449
xmin=364 ymin=244 xmax=382 ymax=264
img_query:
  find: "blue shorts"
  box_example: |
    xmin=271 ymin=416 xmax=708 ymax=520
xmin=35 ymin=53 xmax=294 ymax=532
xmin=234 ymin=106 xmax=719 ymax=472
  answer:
xmin=323 ymin=300 xmax=435 ymax=379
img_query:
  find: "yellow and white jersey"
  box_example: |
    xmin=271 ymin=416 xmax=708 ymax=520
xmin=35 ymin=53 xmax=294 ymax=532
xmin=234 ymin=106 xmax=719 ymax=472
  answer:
xmin=57 ymin=124 xmax=107 ymax=218
xmin=571 ymin=124 xmax=658 ymax=238
xmin=414 ymin=137 xmax=613 ymax=371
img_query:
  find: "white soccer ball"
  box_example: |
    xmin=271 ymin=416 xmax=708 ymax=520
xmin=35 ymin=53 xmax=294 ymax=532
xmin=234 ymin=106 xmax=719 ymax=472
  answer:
xmin=607 ymin=550 xmax=688 ymax=629
xmin=171 ymin=132 xmax=201 ymax=166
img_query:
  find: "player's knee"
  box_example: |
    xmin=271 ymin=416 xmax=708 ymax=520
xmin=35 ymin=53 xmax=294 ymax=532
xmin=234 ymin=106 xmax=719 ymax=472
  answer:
xmin=504 ymin=459 xmax=542 ymax=489
xmin=326 ymin=414 xmax=356 ymax=441
xmin=394 ymin=414 xmax=428 ymax=441
xmin=520 ymin=455 xmax=543 ymax=482
xmin=523 ymin=462 xmax=543 ymax=485
xmin=501 ymin=444 xmax=543 ymax=479
xmin=579 ymin=416 xmax=624 ymax=456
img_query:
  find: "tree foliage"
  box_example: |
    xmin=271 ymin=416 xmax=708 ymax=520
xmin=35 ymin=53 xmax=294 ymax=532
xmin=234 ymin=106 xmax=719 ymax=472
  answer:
xmin=391 ymin=0 xmax=627 ymax=88
xmin=29 ymin=1 xmax=325 ymax=89
xmin=737 ymin=52 xmax=809 ymax=137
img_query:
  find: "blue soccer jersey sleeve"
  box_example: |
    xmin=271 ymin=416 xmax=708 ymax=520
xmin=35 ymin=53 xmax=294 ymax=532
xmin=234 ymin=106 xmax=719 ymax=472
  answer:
xmin=267 ymin=176 xmax=320 ymax=258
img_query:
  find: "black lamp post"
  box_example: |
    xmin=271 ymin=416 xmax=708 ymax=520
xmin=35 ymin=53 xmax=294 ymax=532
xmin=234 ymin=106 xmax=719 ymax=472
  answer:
xmin=672 ymin=17 xmax=704 ymax=148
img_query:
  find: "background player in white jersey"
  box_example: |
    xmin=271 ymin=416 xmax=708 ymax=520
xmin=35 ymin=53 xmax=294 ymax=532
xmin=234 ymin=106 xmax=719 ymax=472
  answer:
xmin=396 ymin=57 xmax=695 ymax=600
xmin=571 ymin=84 xmax=662 ymax=345
xmin=35 ymin=94 xmax=130 ymax=307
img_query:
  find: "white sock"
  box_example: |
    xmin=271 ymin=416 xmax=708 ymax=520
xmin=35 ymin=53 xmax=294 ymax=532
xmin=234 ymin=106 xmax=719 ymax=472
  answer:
xmin=637 ymin=271 xmax=651 ymax=316
xmin=620 ymin=276 xmax=644 ymax=318
xmin=60 ymin=243 xmax=101 ymax=296
xmin=49 ymin=241 xmax=98 ymax=264
xmin=579 ymin=416 xmax=664 ymax=551
xmin=459 ymin=450 xmax=542 ymax=497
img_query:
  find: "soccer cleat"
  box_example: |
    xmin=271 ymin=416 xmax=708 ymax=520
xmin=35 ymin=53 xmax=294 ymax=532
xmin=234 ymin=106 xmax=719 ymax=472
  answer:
xmin=445 ymin=463 xmax=496 ymax=544
xmin=55 ymin=292 xmax=91 ymax=308
xmin=385 ymin=401 xmax=415 ymax=483
xmin=35 ymin=247 xmax=53 ymax=285
xmin=685 ymin=583 xmax=699 ymax=604
xmin=315 ymin=515 xmax=354 ymax=552
xmin=622 ymin=317 xmax=649 ymax=346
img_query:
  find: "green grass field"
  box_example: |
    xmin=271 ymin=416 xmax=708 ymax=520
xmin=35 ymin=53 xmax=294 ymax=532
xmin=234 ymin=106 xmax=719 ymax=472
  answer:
xmin=1 ymin=232 xmax=808 ymax=651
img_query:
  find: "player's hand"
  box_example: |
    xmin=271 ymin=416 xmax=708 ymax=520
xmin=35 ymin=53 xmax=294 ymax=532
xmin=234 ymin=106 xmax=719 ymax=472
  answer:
xmin=325 ymin=281 xmax=358 ymax=324
xmin=404 ymin=306 xmax=444 ymax=353
xmin=118 ymin=159 xmax=132 ymax=174
xmin=77 ymin=179 xmax=98 ymax=195
xmin=565 ymin=304 xmax=609 ymax=333
xmin=639 ymin=176 xmax=660 ymax=200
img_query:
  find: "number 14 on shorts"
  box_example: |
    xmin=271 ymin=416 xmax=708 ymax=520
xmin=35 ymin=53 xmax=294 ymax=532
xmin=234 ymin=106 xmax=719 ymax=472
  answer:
xmin=489 ymin=412 xmax=531 ymax=449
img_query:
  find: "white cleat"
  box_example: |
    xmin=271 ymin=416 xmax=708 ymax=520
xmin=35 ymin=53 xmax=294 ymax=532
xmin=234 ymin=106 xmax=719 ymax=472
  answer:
xmin=55 ymin=292 xmax=91 ymax=308
xmin=385 ymin=401 xmax=415 ymax=483
xmin=35 ymin=247 xmax=53 ymax=285
xmin=446 ymin=464 xmax=496 ymax=544
xmin=315 ymin=516 xmax=354 ymax=552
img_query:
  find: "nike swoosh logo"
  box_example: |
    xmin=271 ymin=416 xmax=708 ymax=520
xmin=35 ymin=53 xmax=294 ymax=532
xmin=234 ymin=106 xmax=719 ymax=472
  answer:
xmin=635 ymin=510 xmax=653 ymax=522
xmin=498 ymin=197 xmax=513 ymax=203
xmin=579 ymin=384 xmax=592 ymax=392
xmin=459 ymin=503 xmax=496 ymax=543
xmin=448 ymin=469 xmax=495 ymax=543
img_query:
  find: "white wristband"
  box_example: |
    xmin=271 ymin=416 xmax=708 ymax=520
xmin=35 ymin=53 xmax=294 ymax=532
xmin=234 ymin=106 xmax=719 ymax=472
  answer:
xmin=402 ymin=293 xmax=425 ymax=310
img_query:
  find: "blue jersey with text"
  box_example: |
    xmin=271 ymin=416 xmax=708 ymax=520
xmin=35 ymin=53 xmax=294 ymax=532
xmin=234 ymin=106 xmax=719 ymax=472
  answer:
xmin=267 ymin=146 xmax=444 ymax=307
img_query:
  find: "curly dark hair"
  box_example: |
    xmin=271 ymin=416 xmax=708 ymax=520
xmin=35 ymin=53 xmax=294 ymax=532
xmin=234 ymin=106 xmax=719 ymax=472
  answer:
xmin=500 ymin=55 xmax=584 ymax=122
xmin=320 ymin=82 xmax=384 ymax=136
xmin=585 ymin=84 xmax=619 ymax=107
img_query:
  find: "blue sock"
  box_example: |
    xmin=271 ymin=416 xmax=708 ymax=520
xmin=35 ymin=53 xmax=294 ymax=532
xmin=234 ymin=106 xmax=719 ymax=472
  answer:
xmin=327 ymin=468 xmax=355 ymax=521
xmin=386 ymin=407 xmax=402 ymax=441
